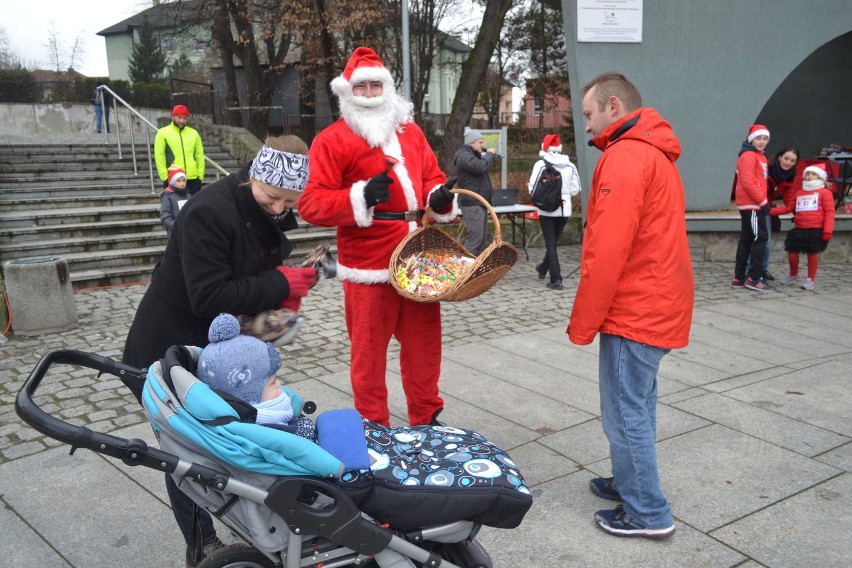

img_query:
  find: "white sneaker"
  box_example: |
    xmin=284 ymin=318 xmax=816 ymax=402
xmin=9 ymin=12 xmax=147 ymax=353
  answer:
xmin=780 ymin=274 xmax=801 ymax=286
xmin=801 ymin=278 xmax=815 ymax=291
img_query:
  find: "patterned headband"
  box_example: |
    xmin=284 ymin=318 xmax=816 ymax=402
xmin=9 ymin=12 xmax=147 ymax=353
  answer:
xmin=249 ymin=145 xmax=309 ymax=191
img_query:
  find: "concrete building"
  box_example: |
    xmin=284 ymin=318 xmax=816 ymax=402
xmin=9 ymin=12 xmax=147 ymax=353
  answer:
xmin=559 ymin=0 xmax=852 ymax=211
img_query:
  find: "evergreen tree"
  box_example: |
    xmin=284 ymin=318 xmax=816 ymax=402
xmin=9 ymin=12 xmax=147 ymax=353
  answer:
xmin=128 ymin=16 xmax=167 ymax=83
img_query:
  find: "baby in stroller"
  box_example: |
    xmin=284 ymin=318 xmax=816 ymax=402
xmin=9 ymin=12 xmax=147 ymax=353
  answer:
xmin=142 ymin=314 xmax=532 ymax=567
xmin=197 ymin=313 xmax=318 ymax=442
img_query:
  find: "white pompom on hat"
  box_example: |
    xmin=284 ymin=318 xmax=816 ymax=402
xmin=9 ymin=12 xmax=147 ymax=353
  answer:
xmin=747 ymin=124 xmax=770 ymax=143
xmin=803 ymin=163 xmax=828 ymax=181
xmin=331 ymin=47 xmax=394 ymax=99
xmin=197 ymin=314 xmax=281 ymax=405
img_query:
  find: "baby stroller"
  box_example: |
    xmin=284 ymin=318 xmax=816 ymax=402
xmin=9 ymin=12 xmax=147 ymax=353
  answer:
xmin=16 ymin=348 xmax=533 ymax=568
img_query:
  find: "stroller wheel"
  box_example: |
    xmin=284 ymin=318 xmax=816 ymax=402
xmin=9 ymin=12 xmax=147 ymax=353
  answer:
xmin=197 ymin=544 xmax=277 ymax=568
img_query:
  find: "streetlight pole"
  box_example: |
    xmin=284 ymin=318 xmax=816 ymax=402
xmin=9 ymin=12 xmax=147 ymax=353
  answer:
xmin=401 ymin=0 xmax=411 ymax=101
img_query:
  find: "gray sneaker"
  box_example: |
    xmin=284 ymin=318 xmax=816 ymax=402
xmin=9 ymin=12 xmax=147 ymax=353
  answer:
xmin=780 ymin=274 xmax=801 ymax=286
xmin=801 ymin=278 xmax=816 ymax=291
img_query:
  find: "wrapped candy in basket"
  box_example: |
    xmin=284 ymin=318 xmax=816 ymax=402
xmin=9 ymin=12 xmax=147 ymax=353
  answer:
xmin=389 ymin=188 xmax=518 ymax=303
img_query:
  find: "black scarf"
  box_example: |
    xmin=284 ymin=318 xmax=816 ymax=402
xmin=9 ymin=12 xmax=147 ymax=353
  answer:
xmin=768 ymin=160 xmax=795 ymax=184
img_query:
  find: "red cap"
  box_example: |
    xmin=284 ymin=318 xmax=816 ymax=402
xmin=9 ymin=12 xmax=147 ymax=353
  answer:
xmin=802 ymin=163 xmax=828 ymax=181
xmin=172 ymin=104 xmax=190 ymax=117
xmin=341 ymin=47 xmax=386 ymax=82
xmin=542 ymin=134 xmax=562 ymax=152
xmin=167 ymin=166 xmax=187 ymax=185
xmin=747 ymin=124 xmax=769 ymax=143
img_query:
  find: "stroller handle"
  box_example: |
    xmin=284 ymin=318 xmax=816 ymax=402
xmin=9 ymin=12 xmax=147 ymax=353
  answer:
xmin=15 ymin=349 xmax=180 ymax=472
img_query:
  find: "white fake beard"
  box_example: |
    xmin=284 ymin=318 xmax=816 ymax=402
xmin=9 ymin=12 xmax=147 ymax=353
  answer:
xmin=803 ymin=179 xmax=824 ymax=190
xmin=339 ymin=91 xmax=414 ymax=148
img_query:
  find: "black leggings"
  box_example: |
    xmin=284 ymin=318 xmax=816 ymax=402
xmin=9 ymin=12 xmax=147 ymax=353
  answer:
xmin=735 ymin=210 xmax=768 ymax=280
xmin=538 ymin=215 xmax=568 ymax=283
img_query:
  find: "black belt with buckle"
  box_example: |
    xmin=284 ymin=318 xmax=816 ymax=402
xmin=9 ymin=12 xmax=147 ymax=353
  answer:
xmin=373 ymin=210 xmax=425 ymax=222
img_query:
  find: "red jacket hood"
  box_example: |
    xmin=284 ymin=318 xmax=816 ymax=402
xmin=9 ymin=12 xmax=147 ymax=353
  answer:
xmin=590 ymin=108 xmax=681 ymax=163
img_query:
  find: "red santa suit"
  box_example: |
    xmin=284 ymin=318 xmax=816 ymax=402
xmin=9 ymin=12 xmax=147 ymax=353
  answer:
xmin=298 ymin=47 xmax=456 ymax=426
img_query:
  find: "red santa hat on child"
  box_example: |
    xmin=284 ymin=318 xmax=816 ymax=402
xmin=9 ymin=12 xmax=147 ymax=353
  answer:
xmin=747 ymin=124 xmax=770 ymax=143
xmin=331 ymin=47 xmax=395 ymax=98
xmin=803 ymin=163 xmax=828 ymax=181
xmin=541 ymin=134 xmax=562 ymax=153
xmin=167 ymin=166 xmax=187 ymax=186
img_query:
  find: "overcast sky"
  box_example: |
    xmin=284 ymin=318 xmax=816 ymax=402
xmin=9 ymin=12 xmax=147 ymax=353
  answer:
xmin=2 ymin=1 xmax=490 ymax=80
xmin=2 ymin=0 xmax=146 ymax=76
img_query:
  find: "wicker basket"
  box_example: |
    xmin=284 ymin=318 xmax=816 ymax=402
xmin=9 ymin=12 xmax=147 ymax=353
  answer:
xmin=388 ymin=188 xmax=519 ymax=302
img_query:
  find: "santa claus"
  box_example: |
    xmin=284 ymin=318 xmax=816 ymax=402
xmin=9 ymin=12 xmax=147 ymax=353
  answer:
xmin=298 ymin=47 xmax=457 ymax=427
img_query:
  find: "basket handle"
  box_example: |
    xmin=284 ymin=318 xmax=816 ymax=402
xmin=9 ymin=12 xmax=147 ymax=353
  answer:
xmin=423 ymin=187 xmax=503 ymax=243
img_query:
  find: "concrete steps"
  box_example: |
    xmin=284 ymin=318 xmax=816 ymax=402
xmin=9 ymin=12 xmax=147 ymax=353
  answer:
xmin=0 ymin=219 xmax=164 ymax=245
xmin=0 ymin=204 xmax=162 ymax=228
xmin=0 ymin=177 xmax=158 ymax=196
xmin=1 ymin=194 xmax=161 ymax=212
xmin=0 ymin=231 xmax=169 ymax=257
xmin=0 ymin=140 xmax=338 ymax=289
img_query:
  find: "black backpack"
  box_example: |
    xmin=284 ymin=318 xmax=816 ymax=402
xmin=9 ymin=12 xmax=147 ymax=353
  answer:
xmin=530 ymin=162 xmax=563 ymax=212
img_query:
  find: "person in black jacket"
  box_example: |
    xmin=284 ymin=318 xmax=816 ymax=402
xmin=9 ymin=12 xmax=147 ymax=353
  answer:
xmin=453 ymin=128 xmax=497 ymax=255
xmin=122 ymin=134 xmax=317 ymax=567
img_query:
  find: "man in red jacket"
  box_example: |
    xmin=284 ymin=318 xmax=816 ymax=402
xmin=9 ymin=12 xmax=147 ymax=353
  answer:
xmin=568 ymin=72 xmax=694 ymax=540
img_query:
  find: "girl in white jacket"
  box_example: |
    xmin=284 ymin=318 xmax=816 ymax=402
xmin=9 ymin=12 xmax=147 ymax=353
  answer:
xmin=528 ymin=134 xmax=582 ymax=289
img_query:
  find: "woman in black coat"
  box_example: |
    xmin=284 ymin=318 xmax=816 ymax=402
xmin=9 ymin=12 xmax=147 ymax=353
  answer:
xmin=121 ymin=134 xmax=317 ymax=566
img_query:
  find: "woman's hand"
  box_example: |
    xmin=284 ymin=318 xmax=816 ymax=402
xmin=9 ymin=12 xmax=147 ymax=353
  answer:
xmin=276 ymin=266 xmax=317 ymax=311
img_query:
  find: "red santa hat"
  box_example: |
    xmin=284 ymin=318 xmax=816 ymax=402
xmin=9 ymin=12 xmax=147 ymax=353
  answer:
xmin=541 ymin=134 xmax=562 ymax=153
xmin=331 ymin=47 xmax=394 ymax=98
xmin=803 ymin=163 xmax=828 ymax=181
xmin=747 ymin=124 xmax=770 ymax=143
xmin=167 ymin=166 xmax=187 ymax=186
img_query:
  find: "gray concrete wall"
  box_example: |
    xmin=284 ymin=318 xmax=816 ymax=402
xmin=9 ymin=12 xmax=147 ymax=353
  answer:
xmin=0 ymin=103 xmax=171 ymax=136
xmin=560 ymin=0 xmax=852 ymax=212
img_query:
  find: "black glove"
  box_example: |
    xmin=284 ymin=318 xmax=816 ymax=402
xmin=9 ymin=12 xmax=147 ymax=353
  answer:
xmin=444 ymin=177 xmax=458 ymax=189
xmin=429 ymin=183 xmax=455 ymax=211
xmin=363 ymin=172 xmax=393 ymax=207
xmin=760 ymin=204 xmax=771 ymax=216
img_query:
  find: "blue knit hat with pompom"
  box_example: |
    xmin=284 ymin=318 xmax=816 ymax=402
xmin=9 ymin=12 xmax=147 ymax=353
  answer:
xmin=197 ymin=313 xmax=281 ymax=404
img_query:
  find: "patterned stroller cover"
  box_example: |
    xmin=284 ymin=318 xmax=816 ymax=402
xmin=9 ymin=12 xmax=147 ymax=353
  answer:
xmin=142 ymin=345 xmax=532 ymax=554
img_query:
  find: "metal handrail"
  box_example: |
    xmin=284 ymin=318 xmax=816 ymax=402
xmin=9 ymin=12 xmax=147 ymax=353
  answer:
xmin=96 ymin=85 xmax=228 ymax=194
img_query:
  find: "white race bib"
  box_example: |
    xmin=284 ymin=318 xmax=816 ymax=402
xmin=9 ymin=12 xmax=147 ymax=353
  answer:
xmin=795 ymin=193 xmax=818 ymax=212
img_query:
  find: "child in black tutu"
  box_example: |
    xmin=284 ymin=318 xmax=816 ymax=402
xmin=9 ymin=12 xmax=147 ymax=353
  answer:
xmin=770 ymin=163 xmax=835 ymax=290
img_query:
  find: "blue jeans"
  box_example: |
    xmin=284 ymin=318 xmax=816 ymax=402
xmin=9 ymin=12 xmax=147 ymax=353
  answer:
xmin=94 ymin=103 xmax=110 ymax=133
xmin=599 ymin=333 xmax=673 ymax=528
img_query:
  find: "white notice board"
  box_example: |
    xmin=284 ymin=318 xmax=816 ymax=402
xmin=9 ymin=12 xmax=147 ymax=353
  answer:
xmin=577 ymin=0 xmax=643 ymax=43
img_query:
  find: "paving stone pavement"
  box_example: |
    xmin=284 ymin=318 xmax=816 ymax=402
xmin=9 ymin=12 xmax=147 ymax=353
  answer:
xmin=1 ymin=246 xmax=850 ymax=567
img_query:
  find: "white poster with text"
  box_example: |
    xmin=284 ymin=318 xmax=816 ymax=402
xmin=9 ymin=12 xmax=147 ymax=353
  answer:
xmin=577 ymin=0 xmax=643 ymax=43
